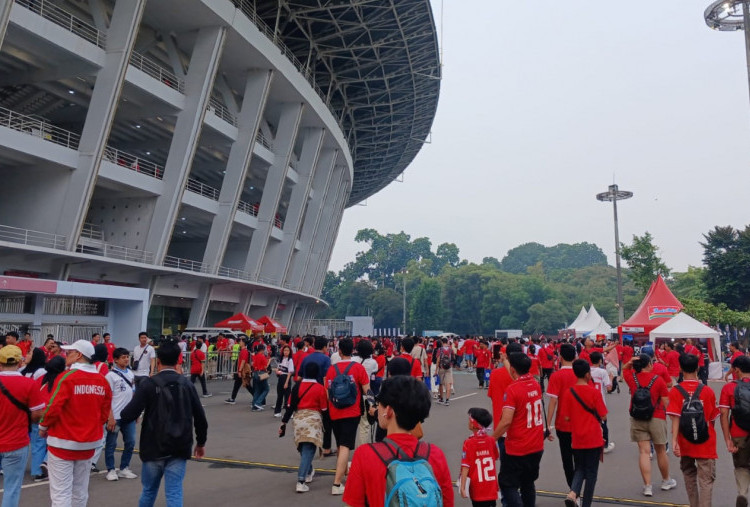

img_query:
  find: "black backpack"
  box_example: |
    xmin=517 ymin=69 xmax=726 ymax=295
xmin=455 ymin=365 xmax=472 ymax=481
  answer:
xmin=328 ymin=362 xmax=358 ymax=409
xmin=629 ymin=372 xmax=658 ymax=421
xmin=150 ymin=375 xmax=193 ymax=454
xmin=674 ymin=384 xmax=709 ymax=444
xmin=733 ymin=380 xmax=750 ymax=432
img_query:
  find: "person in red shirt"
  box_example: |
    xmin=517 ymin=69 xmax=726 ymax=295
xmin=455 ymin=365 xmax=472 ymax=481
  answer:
xmin=527 ymin=344 xmax=540 ymax=383
xmin=475 ymin=341 xmax=491 ymax=389
xmin=622 ymin=354 xmax=676 ymax=496
xmin=216 ymin=333 xmax=228 ymax=352
xmin=400 ymin=337 xmax=423 ymax=379
xmin=667 ymin=353 xmax=718 ymax=507
xmin=103 ymin=333 xmax=116 ymax=366
xmin=659 ymin=341 xmax=680 ymax=384
xmin=684 ymin=339 xmax=707 ymax=385
xmin=189 ymin=337 xmax=211 ymax=397
xmin=325 ymin=337 xmax=370 ymax=495
xmin=343 ymin=375 xmax=454 ymax=507
xmin=16 ymin=332 xmax=33 ymax=359
xmin=720 ymin=355 xmax=750 ymax=507
xmin=460 ymin=407 xmax=498 ymax=505
xmin=225 ymin=338 xmax=253 ymax=404
xmin=463 ymin=337 xmax=476 ymax=371
xmin=491 ymin=351 xmax=544 ymax=507
xmin=561 ymin=360 xmax=607 ymax=507
xmin=545 ymin=343 xmax=578 ymax=489
xmin=726 ymin=342 xmax=746 ymax=381
xmin=578 ymin=338 xmax=603 ymax=366
xmin=251 ymin=344 xmax=270 ymax=411
xmin=487 ymin=343 xmax=519 ymax=434
xmin=292 ymin=337 xmax=313 ymax=382
xmin=537 ymin=340 xmax=556 ymax=391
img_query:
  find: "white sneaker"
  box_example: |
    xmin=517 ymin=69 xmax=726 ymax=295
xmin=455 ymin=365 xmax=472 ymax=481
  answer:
xmin=296 ymin=482 xmax=309 ymax=493
xmin=305 ymin=468 xmax=315 ymax=483
xmin=273 ymin=412 xmax=282 ymax=418
xmin=117 ymin=467 xmax=138 ymax=479
xmin=106 ymin=469 xmax=119 ymax=481
xmin=331 ymin=484 xmax=345 ymax=495
xmin=603 ymin=442 xmax=615 ymax=454
xmin=661 ymin=478 xmax=677 ymax=491
xmin=643 ymin=484 xmax=653 ymax=497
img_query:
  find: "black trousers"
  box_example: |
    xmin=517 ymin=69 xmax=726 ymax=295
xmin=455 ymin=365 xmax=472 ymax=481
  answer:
xmin=323 ymin=409 xmax=333 ymax=450
xmin=571 ymin=447 xmax=601 ymax=507
xmin=190 ymin=373 xmax=207 ymax=395
xmin=274 ymin=374 xmax=292 ymax=414
xmin=476 ymin=367 xmax=486 ymax=387
xmin=557 ymin=429 xmax=575 ymax=488
xmin=541 ymin=368 xmax=554 ymax=392
xmin=498 ymin=451 xmax=543 ymax=507
xmin=230 ymin=373 xmax=253 ymax=400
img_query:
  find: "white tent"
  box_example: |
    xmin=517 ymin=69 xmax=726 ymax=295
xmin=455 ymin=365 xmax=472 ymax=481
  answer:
xmin=568 ymin=307 xmax=588 ymax=330
xmin=649 ymin=312 xmax=722 ymax=380
xmin=575 ymin=305 xmax=602 ymax=337
xmin=583 ymin=317 xmax=613 ymax=338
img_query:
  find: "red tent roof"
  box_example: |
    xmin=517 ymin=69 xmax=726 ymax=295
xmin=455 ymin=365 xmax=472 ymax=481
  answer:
xmin=213 ymin=313 xmax=264 ymax=333
xmin=619 ymin=275 xmax=682 ymax=335
xmin=257 ymin=315 xmax=288 ymax=334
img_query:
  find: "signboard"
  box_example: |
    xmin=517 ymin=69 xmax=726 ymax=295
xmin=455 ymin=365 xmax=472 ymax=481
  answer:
xmin=622 ymin=326 xmax=645 ymax=333
xmin=648 ymin=306 xmax=680 ymax=320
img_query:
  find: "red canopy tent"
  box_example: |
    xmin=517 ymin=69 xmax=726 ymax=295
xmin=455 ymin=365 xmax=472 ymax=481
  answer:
xmin=213 ymin=313 xmax=264 ymax=333
xmin=258 ymin=315 xmax=288 ymax=334
xmin=618 ymin=275 xmax=682 ymax=344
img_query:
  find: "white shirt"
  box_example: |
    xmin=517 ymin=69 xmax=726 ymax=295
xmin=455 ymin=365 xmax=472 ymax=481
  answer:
xmin=278 ymin=357 xmax=294 ymax=375
xmin=590 ymin=366 xmax=611 ymax=406
xmin=330 ymin=352 xmax=342 ymax=365
xmin=360 ymin=357 xmax=378 ymax=378
xmin=106 ymin=367 xmax=135 ymax=419
xmin=132 ymin=344 xmax=155 ymax=377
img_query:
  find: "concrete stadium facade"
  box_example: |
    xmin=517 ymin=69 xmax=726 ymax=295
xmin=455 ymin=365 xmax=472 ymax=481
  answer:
xmin=0 ymin=0 xmax=440 ymax=343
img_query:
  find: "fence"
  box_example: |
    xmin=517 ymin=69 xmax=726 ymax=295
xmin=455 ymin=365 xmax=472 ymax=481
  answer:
xmin=15 ymin=0 xmax=107 ymax=48
xmin=0 ymin=106 xmax=81 ymax=150
xmin=0 ymin=224 xmax=67 ymax=250
xmin=181 ymin=349 xmax=278 ymax=381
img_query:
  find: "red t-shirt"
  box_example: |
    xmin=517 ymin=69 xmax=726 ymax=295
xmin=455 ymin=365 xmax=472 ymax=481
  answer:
xmin=719 ymin=378 xmax=750 ymax=438
xmin=731 ymin=351 xmax=745 ymax=380
xmin=475 ymin=349 xmax=490 ymax=369
xmin=666 ymin=380 xmax=719 ymax=459
xmin=236 ymin=348 xmax=250 ymax=374
xmin=0 ymin=372 xmax=45 ymax=452
xmin=620 ymin=346 xmax=634 ymax=365
xmin=546 ymin=367 xmax=578 ymax=432
xmin=105 ymin=342 xmax=116 ymax=363
xmin=403 ymin=355 xmax=422 ymax=378
xmin=623 ymin=370 xmax=668 ymax=419
xmin=488 ymin=367 xmax=513 ymax=430
xmin=325 ymin=360 xmax=369 ymax=420
xmin=579 ymin=347 xmax=603 ymax=366
xmin=374 ymin=355 xmax=386 ymax=378
xmin=528 ymin=355 xmax=540 ymax=377
xmin=538 ymin=345 xmax=555 ymax=370
xmin=464 ymin=339 xmax=476 ymax=355
xmin=94 ymin=362 xmax=109 ymax=377
xmin=664 ymin=350 xmax=680 ymax=377
xmin=343 ymin=433 xmax=454 ymax=507
xmin=252 ymin=353 xmax=268 ymax=372
xmin=292 ymin=348 xmax=310 ymax=380
xmin=461 ymin=433 xmax=499 ymax=501
xmin=684 ymin=344 xmax=705 ymax=366
xmin=293 ymin=380 xmax=328 ymax=411
xmin=502 ymin=374 xmax=544 ymax=455
xmin=561 ymin=384 xmax=607 ymax=449
xmin=651 ymin=362 xmax=672 ymax=387
xmin=17 ymin=340 xmax=32 ymax=358
xmin=190 ymin=349 xmax=205 ymax=375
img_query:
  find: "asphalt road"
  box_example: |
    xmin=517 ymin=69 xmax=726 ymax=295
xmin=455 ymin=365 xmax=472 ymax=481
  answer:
xmin=5 ymin=370 xmax=737 ymax=506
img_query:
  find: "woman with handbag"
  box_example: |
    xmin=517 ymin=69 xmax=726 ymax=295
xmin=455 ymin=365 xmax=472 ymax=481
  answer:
xmin=252 ymin=344 xmax=270 ymax=411
xmin=273 ymin=345 xmax=294 ymax=417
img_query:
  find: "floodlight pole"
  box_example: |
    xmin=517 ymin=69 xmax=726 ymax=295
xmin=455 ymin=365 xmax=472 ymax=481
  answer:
xmin=705 ymin=0 xmax=750 ymax=104
xmin=596 ymin=184 xmax=634 ymax=325
xmin=402 ymin=270 xmax=407 ymax=336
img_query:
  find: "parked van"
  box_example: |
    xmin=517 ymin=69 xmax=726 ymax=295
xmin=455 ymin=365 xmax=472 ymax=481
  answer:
xmin=181 ymin=328 xmax=242 ymax=341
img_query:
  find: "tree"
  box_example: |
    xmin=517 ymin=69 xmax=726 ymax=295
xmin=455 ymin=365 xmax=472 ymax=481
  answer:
xmin=620 ymin=232 xmax=670 ymax=294
xmin=500 ymin=242 xmax=607 ymax=274
xmin=481 ymin=256 xmax=502 ymax=269
xmin=500 ymin=243 xmax=547 ymax=274
xmin=367 ymin=288 xmax=402 ymax=329
xmin=702 ymin=225 xmax=750 ymax=311
xmin=410 ymin=279 xmax=443 ymax=334
xmin=526 ymin=299 xmax=569 ymax=334
xmin=669 ymin=266 xmax=707 ymax=301
xmin=433 ymin=242 xmax=460 ymax=274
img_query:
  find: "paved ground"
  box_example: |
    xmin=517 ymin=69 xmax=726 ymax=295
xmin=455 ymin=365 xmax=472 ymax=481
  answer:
xmin=3 ymin=370 xmax=738 ymax=506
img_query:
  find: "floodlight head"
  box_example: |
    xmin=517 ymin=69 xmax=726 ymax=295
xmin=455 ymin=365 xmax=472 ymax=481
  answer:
xmin=705 ymin=0 xmax=746 ymax=31
xmin=596 ymin=184 xmax=633 ymax=202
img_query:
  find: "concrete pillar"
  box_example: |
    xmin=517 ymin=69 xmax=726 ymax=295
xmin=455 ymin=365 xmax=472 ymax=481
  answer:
xmin=301 ymin=176 xmax=345 ymax=292
xmin=202 ymin=70 xmax=274 ymax=270
xmin=55 ymin=0 xmax=147 ymax=249
xmin=187 ymin=283 xmax=212 ymax=327
xmin=242 ymin=102 xmax=304 ymax=280
xmin=143 ymin=26 xmax=227 ymax=263
xmin=0 ymin=0 xmax=12 ymax=50
xmin=312 ymin=190 xmax=347 ymax=293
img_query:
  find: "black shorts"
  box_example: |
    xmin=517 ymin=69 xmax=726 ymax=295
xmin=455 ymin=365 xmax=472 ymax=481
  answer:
xmin=331 ymin=416 xmax=359 ymax=449
xmin=498 ymin=451 xmax=543 ymax=488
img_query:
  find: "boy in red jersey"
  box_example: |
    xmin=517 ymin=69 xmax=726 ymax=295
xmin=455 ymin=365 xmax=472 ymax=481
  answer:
xmin=460 ymin=407 xmax=499 ymax=507
xmin=726 ymin=342 xmax=746 ymax=382
xmin=561 ymin=360 xmax=607 ymax=507
xmin=667 ymin=353 xmax=718 ymax=507
xmin=491 ymin=351 xmax=545 ymax=507
xmin=720 ymin=355 xmax=750 ymax=507
xmin=475 ymin=341 xmax=491 ymax=389
xmin=545 ymin=343 xmax=578 ymax=489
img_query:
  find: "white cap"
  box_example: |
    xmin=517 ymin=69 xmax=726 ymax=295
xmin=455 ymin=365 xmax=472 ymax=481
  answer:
xmin=62 ymin=339 xmax=95 ymax=359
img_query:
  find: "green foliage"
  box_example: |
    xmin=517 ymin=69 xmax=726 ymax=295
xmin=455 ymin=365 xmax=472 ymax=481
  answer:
xmin=410 ymin=279 xmax=443 ymax=334
xmin=526 ymin=299 xmax=570 ymax=334
xmin=701 ymin=225 xmax=750 ymax=311
xmin=367 ymin=288 xmax=402 ymax=329
xmin=669 ymin=266 xmax=707 ymax=301
xmin=681 ymin=298 xmax=750 ymax=328
xmin=499 ymin=242 xmax=607 ymax=274
xmin=620 ymin=232 xmax=670 ymax=294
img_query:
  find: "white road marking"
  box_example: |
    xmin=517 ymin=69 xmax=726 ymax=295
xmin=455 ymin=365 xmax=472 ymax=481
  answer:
xmin=449 ymin=393 xmax=477 ymax=401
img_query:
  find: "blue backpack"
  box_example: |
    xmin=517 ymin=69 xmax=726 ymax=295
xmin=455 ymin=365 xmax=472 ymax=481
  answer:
xmin=328 ymin=362 xmax=358 ymax=408
xmin=370 ymin=438 xmax=443 ymax=507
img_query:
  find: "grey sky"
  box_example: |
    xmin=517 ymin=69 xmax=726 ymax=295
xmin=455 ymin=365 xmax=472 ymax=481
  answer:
xmin=329 ymin=0 xmax=750 ymax=273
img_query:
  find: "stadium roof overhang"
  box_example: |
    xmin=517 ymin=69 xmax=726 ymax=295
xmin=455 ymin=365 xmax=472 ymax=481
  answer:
xmin=253 ymin=0 xmax=441 ymax=206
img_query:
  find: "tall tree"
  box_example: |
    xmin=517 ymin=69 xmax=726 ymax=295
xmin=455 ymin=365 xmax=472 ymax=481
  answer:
xmin=410 ymin=279 xmax=444 ymax=334
xmin=526 ymin=299 xmax=569 ymax=334
xmin=367 ymin=288 xmax=402 ymax=329
xmin=701 ymin=225 xmax=750 ymax=310
xmin=669 ymin=266 xmax=707 ymax=300
xmin=620 ymin=232 xmax=670 ymax=294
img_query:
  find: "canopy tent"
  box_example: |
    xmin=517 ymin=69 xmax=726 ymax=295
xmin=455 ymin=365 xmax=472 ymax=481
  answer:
xmin=574 ymin=305 xmax=602 ymax=337
xmin=213 ymin=313 xmax=264 ymax=333
xmin=258 ymin=315 xmax=288 ymax=334
xmin=583 ymin=317 xmax=613 ymax=339
xmin=649 ymin=312 xmax=722 ymax=379
xmin=568 ymin=307 xmax=588 ymax=330
xmin=618 ymin=275 xmax=682 ymax=343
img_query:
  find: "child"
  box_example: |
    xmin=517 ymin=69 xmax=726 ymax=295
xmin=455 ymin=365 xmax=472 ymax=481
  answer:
xmin=475 ymin=341 xmax=491 ymax=389
xmin=562 ymin=360 xmax=607 ymax=507
xmin=460 ymin=407 xmax=499 ymax=507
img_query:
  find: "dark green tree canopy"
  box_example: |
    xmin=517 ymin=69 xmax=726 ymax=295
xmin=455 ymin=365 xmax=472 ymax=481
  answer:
xmin=620 ymin=232 xmax=670 ymax=294
xmin=500 ymin=242 xmax=607 ymax=274
xmin=701 ymin=225 xmax=750 ymax=311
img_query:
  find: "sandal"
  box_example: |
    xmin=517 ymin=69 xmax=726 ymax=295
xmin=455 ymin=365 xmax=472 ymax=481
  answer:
xmin=322 ymin=450 xmax=338 ymax=457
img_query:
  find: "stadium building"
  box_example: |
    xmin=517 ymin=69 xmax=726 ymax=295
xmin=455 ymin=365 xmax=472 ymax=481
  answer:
xmin=0 ymin=0 xmax=440 ymax=345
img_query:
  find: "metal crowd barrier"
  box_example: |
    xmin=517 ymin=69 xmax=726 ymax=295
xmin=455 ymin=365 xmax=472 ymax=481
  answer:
xmin=180 ymin=349 xmax=277 ymax=380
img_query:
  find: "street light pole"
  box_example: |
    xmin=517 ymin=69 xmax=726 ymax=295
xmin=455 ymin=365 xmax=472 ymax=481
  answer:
xmin=596 ymin=184 xmax=633 ymax=325
xmin=705 ymin=0 xmax=750 ymax=104
xmin=402 ymin=271 xmax=407 ymax=336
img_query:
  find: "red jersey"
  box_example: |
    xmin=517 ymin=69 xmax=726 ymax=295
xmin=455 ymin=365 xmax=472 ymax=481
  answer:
xmin=664 ymin=350 xmax=680 ymax=377
xmin=651 ymin=362 xmax=672 ymax=387
xmin=684 ymin=344 xmax=705 ymax=366
xmin=528 ymin=355 xmax=540 ymax=377
xmin=487 ymin=367 xmax=513 ymax=430
xmin=502 ymin=374 xmax=544 ymax=455
xmin=292 ymin=348 xmax=310 ymax=380
xmin=719 ymin=378 xmax=750 ymax=438
xmin=666 ymin=380 xmax=719 ymax=459
xmin=620 ymin=346 xmax=634 ymax=365
xmin=0 ymin=372 xmax=45 ymax=452
xmin=325 ymin=360 xmax=369 ymax=420
xmin=292 ymin=380 xmax=328 ymax=411
xmin=374 ymin=354 xmax=386 ymax=378
xmin=464 ymin=339 xmax=476 ymax=355
xmin=562 ymin=384 xmax=607 ymax=449
xmin=190 ymin=349 xmax=205 ymax=375
xmin=579 ymin=347 xmax=603 ymax=365
xmin=623 ymin=370 xmax=668 ymax=419
xmin=546 ymin=367 xmax=578 ymax=432
xmin=538 ymin=345 xmax=555 ymax=370
xmin=105 ymin=342 xmax=116 ymax=363
xmin=252 ymin=353 xmax=268 ymax=372
xmin=17 ymin=340 xmax=32 ymax=358
xmin=402 ymin=355 xmax=423 ymax=378
xmin=236 ymin=348 xmax=250 ymax=374
xmin=475 ymin=349 xmax=490 ymax=369
xmin=343 ymin=433 xmax=454 ymax=507
xmin=731 ymin=351 xmax=745 ymax=380
xmin=461 ymin=433 xmax=499 ymax=501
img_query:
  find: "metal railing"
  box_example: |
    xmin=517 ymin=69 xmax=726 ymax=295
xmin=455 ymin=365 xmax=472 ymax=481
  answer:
xmin=16 ymin=0 xmax=106 ymax=48
xmin=80 ymin=223 xmax=103 ymax=241
xmin=0 ymin=106 xmax=81 ymax=150
xmin=0 ymin=224 xmax=66 ymax=249
xmin=103 ymin=146 xmax=164 ymax=180
xmin=255 ymin=131 xmax=273 ymax=150
xmin=129 ymin=51 xmax=185 ymax=93
xmin=218 ymin=265 xmax=257 ymax=282
xmin=207 ymin=96 xmax=238 ymax=127
xmin=186 ymin=178 xmax=220 ymax=201
xmin=163 ymin=256 xmax=211 ymax=273
xmin=0 ymin=296 xmax=30 ymax=314
xmin=237 ymin=200 xmax=258 ymax=217
xmin=77 ymin=243 xmax=154 ymax=264
xmin=43 ymin=297 xmax=106 ymax=316
xmin=274 ymin=216 xmax=283 ymax=229
xmin=181 ymin=350 xmax=241 ymax=380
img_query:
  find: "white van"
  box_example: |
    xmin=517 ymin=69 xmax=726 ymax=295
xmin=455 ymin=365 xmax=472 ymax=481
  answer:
xmin=181 ymin=328 xmax=242 ymax=341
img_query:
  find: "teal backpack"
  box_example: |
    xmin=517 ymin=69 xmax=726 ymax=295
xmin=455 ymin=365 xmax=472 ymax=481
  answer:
xmin=369 ymin=438 xmax=443 ymax=507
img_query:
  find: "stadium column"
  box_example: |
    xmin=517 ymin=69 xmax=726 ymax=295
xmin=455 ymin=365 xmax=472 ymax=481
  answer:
xmin=142 ymin=26 xmax=227 ymax=262
xmin=0 ymin=0 xmax=11 ymax=49
xmin=312 ymin=186 xmax=348 ymax=293
xmin=186 ymin=283 xmax=211 ymax=328
xmin=242 ymin=102 xmax=304 ymax=280
xmin=55 ymin=0 xmax=146 ymax=250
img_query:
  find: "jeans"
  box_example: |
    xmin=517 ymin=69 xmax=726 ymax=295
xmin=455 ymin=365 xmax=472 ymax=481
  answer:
xmin=253 ymin=374 xmax=269 ymax=406
xmin=190 ymin=373 xmax=208 ymax=395
xmin=105 ymin=419 xmax=136 ymax=471
xmin=139 ymin=458 xmax=186 ymax=507
xmin=1 ymin=446 xmax=28 ymax=507
xmin=298 ymin=442 xmax=315 ymax=482
xmin=557 ymin=430 xmax=575 ymax=488
xmin=274 ymin=374 xmax=292 ymax=413
xmin=29 ymin=422 xmax=47 ymax=476
xmin=571 ymin=447 xmax=601 ymax=507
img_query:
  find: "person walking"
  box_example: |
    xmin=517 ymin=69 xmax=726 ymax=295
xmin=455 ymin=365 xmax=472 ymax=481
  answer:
xmin=120 ymin=338 xmax=208 ymax=507
xmin=545 ymin=343 xmax=578 ymax=490
xmin=103 ymin=348 xmax=138 ymax=482
xmin=436 ymin=338 xmax=455 ymax=406
xmin=132 ymin=332 xmax=156 ymax=389
xmin=251 ymin=344 xmax=270 ymax=411
xmin=189 ymin=336 xmax=211 ymax=398
xmin=225 ymin=338 xmax=253 ymax=405
xmin=30 ymin=356 xmax=66 ymax=482
xmin=273 ymin=345 xmax=294 ymax=417
xmin=720 ymin=354 xmax=750 ymax=507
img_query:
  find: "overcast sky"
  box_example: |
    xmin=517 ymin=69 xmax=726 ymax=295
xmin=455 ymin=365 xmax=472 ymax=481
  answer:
xmin=329 ymin=0 xmax=750 ymax=274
